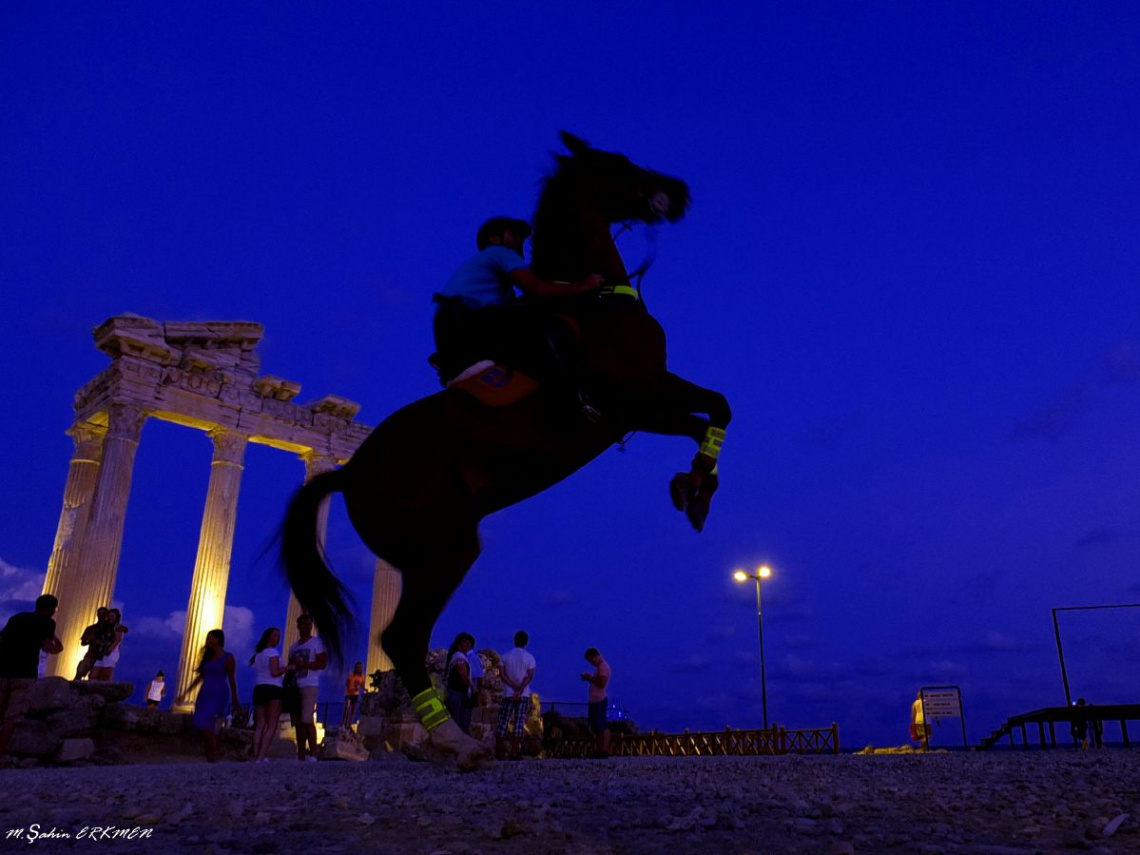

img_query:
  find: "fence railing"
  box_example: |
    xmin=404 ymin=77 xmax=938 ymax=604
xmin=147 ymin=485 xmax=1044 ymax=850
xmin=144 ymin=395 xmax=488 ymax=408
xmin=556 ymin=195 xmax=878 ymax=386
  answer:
xmin=546 ymin=723 xmax=840 ymax=758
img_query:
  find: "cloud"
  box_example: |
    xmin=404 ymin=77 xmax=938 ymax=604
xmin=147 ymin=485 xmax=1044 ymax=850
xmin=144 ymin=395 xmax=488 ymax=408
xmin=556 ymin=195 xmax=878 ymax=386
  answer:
xmin=130 ymin=605 xmax=257 ymax=656
xmin=1101 ymin=341 xmax=1140 ymax=384
xmin=1009 ymin=386 xmax=1086 ymax=441
xmin=670 ymin=654 xmax=712 ymax=673
xmin=541 ymin=590 xmax=578 ymax=609
xmin=0 ymin=559 xmax=46 ymax=625
xmin=1077 ymin=527 xmax=1121 ymax=547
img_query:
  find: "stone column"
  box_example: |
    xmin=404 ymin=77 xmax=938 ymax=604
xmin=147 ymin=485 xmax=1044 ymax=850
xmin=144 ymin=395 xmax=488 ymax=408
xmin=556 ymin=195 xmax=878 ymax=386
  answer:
xmin=173 ymin=428 xmax=249 ymax=712
xmin=42 ymin=423 xmax=107 ymax=679
xmin=366 ymin=559 xmax=401 ymax=676
xmin=58 ymin=403 xmax=147 ymax=678
xmin=283 ymin=451 xmax=337 ymax=654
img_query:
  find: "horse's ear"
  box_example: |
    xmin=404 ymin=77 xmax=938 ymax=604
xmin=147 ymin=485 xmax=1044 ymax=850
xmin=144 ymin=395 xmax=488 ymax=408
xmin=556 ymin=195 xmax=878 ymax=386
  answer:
xmin=560 ymin=131 xmax=591 ymax=156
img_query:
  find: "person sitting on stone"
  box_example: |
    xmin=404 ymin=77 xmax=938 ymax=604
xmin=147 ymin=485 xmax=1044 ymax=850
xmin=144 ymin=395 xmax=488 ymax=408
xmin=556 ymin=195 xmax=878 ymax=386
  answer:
xmin=431 ymin=217 xmax=603 ymax=406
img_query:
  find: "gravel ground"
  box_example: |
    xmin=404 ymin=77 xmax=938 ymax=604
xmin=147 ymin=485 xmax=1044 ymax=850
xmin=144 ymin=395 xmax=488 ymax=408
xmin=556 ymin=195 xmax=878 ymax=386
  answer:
xmin=0 ymin=752 xmax=1137 ymax=854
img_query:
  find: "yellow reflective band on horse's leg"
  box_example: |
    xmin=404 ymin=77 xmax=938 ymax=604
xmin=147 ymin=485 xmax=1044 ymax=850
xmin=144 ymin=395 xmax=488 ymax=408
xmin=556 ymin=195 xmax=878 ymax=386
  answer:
xmin=411 ymin=687 xmax=451 ymax=731
xmin=699 ymin=426 xmax=726 ymax=459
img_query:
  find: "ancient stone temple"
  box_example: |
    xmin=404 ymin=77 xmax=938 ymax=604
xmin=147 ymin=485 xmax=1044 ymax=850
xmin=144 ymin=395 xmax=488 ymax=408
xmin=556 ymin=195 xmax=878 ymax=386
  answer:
xmin=41 ymin=315 xmax=401 ymax=709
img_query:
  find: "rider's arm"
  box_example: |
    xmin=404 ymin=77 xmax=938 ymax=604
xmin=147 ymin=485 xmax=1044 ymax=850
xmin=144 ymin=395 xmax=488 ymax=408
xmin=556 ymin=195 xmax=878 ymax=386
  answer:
xmin=510 ymin=269 xmax=603 ymax=299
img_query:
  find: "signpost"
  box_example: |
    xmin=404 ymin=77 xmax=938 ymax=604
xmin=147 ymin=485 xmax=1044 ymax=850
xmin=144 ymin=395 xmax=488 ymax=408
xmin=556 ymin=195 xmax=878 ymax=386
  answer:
xmin=919 ymin=685 xmax=968 ymax=749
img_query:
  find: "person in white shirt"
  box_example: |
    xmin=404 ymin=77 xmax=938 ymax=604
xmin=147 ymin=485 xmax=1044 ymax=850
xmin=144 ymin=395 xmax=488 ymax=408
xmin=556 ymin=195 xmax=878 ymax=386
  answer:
xmin=288 ymin=614 xmax=327 ymax=761
xmin=495 ymin=630 xmax=536 ymax=760
xmin=250 ymin=627 xmax=292 ymax=762
xmin=145 ymin=670 xmax=166 ymax=709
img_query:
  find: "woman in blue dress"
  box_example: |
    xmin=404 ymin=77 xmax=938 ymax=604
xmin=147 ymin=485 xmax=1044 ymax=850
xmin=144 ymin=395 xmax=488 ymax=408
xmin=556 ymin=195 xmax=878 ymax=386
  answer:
xmin=177 ymin=628 xmax=240 ymax=762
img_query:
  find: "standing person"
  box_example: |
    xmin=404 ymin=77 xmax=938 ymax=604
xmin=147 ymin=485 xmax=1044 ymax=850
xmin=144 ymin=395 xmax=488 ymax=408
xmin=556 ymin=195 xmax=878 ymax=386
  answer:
xmin=145 ymin=670 xmax=166 ymax=709
xmin=341 ymin=661 xmax=366 ymax=730
xmin=73 ymin=607 xmax=109 ymax=680
xmin=0 ymin=595 xmax=63 ymax=762
xmin=581 ymin=647 xmax=612 ymax=758
xmin=177 ymin=629 xmax=239 ymax=763
xmin=90 ymin=608 xmax=128 ymax=681
xmin=495 ymin=630 xmax=536 ymax=760
xmin=444 ymin=633 xmax=476 ymax=735
xmin=466 ymin=638 xmax=485 ymax=710
xmin=1071 ymin=698 xmax=1091 ymax=750
xmin=288 ymin=613 xmax=327 ymax=761
xmin=250 ymin=627 xmax=291 ymax=762
xmin=909 ymin=691 xmax=930 ymax=750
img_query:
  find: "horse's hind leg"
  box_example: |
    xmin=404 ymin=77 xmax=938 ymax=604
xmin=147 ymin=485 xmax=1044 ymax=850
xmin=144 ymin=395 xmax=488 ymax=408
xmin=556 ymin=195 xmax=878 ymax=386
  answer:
xmin=374 ymin=534 xmax=493 ymax=771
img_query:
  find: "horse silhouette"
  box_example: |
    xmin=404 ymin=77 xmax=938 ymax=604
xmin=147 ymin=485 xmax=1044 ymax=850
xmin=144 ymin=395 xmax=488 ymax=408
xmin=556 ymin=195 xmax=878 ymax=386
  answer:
xmin=281 ymin=132 xmax=731 ymax=769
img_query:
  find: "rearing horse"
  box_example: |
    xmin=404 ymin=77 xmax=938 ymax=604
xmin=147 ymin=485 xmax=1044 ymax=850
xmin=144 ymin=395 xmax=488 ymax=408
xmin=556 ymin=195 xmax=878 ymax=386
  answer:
xmin=280 ymin=132 xmax=731 ymax=770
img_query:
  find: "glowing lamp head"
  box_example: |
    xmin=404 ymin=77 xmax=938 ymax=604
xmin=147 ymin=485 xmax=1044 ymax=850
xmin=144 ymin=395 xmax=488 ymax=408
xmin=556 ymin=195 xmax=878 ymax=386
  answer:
xmin=733 ymin=570 xmax=748 ymax=583
xmin=758 ymin=565 xmax=772 ymax=578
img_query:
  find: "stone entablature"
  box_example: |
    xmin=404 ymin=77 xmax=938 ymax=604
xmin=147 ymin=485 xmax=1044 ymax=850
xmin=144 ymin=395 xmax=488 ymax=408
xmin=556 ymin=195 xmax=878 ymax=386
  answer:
xmin=74 ymin=315 xmax=370 ymax=460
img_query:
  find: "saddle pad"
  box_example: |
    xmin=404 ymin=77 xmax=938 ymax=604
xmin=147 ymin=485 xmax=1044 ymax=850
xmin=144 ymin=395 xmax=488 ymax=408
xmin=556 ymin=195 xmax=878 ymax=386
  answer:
xmin=448 ymin=363 xmax=539 ymax=407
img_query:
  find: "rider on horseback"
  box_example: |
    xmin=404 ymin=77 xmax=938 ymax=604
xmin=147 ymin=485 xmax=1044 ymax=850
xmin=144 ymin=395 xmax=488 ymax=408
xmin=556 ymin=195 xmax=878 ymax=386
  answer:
xmin=431 ymin=217 xmax=603 ymax=408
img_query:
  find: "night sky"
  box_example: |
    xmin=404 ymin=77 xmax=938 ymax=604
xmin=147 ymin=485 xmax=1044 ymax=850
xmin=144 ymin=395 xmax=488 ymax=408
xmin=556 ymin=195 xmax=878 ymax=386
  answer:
xmin=3 ymin=3 xmax=1138 ymax=748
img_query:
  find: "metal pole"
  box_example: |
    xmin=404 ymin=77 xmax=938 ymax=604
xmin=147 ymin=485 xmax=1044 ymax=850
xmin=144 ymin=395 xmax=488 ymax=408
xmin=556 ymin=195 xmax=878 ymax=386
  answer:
xmin=756 ymin=575 xmax=768 ymax=731
xmin=1051 ymin=608 xmax=1072 ymax=707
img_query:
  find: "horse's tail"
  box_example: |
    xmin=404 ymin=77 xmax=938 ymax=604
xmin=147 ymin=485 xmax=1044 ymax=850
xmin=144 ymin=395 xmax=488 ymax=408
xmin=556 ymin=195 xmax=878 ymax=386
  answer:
xmin=279 ymin=468 xmax=354 ymax=667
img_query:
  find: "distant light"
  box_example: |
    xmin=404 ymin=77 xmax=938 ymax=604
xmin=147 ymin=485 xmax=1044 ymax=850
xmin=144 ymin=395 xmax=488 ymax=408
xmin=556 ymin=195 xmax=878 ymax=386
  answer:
xmin=758 ymin=565 xmax=772 ymax=579
xmin=733 ymin=570 xmax=748 ymax=582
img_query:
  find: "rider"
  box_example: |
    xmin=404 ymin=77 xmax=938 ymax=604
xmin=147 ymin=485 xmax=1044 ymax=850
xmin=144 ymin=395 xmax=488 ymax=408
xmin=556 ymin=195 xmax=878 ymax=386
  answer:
xmin=432 ymin=217 xmax=603 ymax=401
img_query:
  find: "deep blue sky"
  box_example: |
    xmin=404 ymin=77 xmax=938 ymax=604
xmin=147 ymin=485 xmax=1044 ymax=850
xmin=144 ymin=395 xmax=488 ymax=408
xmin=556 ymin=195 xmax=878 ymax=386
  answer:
xmin=3 ymin=3 xmax=1138 ymax=747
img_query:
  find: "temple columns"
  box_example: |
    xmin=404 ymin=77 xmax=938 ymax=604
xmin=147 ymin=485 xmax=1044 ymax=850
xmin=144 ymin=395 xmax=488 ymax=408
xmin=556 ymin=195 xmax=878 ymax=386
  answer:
xmin=56 ymin=403 xmax=147 ymax=678
xmin=367 ymin=559 xmax=401 ymax=676
xmin=283 ymin=451 xmax=337 ymax=654
xmin=173 ymin=428 xmax=249 ymax=712
xmin=42 ymin=423 xmax=108 ymax=679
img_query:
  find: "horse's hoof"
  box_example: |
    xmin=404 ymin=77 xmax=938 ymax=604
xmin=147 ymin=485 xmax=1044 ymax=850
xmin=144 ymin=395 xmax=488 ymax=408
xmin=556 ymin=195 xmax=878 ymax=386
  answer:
xmin=670 ymin=473 xmax=692 ymax=511
xmin=686 ymin=497 xmax=710 ymax=532
xmin=457 ymin=745 xmax=495 ymax=773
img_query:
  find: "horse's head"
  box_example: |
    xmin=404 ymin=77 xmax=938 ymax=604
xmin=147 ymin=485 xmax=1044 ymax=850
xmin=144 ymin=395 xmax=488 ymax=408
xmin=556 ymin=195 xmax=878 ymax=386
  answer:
xmin=532 ymin=133 xmax=690 ymax=282
xmin=555 ymin=131 xmax=690 ymax=225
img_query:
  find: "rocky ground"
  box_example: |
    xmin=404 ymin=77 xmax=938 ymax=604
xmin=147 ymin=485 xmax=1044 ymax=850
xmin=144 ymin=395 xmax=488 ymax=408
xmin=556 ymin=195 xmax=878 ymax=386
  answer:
xmin=0 ymin=751 xmax=1137 ymax=854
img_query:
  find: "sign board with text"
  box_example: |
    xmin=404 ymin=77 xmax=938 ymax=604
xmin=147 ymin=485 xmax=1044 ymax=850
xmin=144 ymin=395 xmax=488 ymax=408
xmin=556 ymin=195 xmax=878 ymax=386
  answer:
xmin=919 ymin=685 xmax=968 ymax=748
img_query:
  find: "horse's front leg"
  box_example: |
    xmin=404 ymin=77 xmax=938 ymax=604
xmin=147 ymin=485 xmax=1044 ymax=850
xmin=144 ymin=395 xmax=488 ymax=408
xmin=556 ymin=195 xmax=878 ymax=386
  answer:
xmin=633 ymin=372 xmax=731 ymax=532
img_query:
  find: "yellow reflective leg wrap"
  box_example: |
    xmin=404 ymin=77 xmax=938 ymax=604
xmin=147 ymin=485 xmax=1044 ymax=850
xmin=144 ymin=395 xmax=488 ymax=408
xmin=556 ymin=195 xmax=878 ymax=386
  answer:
xmin=699 ymin=426 xmax=726 ymax=460
xmin=412 ymin=687 xmax=450 ymax=731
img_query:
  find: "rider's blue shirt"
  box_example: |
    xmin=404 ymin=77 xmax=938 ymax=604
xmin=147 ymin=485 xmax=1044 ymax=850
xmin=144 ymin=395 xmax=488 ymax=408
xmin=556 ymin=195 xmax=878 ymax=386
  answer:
xmin=438 ymin=246 xmax=527 ymax=309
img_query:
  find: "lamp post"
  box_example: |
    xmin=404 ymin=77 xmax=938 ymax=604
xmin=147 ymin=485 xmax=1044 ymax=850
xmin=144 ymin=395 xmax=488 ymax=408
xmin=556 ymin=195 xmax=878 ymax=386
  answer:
xmin=734 ymin=564 xmax=772 ymax=730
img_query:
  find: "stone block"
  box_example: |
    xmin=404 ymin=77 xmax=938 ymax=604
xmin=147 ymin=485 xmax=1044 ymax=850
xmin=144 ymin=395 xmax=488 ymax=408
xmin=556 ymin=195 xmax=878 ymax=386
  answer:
xmin=385 ymin=722 xmax=427 ymax=749
xmin=100 ymin=702 xmax=137 ymax=729
xmin=8 ymin=720 xmax=63 ymax=757
xmin=157 ymin=712 xmax=190 ymax=735
xmin=26 ymin=677 xmax=73 ymax=715
xmin=45 ymin=706 xmax=95 ymax=737
xmin=54 ymin=738 xmax=95 ymax=764
xmin=73 ymin=680 xmax=134 ymax=703
xmin=356 ymin=715 xmax=388 ymax=738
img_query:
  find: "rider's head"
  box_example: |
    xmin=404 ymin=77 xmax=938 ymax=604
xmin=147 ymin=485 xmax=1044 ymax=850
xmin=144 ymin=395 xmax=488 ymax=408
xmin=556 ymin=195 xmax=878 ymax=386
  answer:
xmin=477 ymin=217 xmax=531 ymax=255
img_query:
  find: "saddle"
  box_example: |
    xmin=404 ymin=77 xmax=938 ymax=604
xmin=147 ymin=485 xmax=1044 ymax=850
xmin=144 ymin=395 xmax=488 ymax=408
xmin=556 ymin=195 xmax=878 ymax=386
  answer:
xmin=429 ymin=355 xmax=541 ymax=407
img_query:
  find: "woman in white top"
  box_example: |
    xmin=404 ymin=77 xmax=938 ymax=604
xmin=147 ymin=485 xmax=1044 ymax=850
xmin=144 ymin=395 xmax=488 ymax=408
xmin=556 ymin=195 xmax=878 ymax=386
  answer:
xmin=249 ymin=627 xmax=292 ymax=762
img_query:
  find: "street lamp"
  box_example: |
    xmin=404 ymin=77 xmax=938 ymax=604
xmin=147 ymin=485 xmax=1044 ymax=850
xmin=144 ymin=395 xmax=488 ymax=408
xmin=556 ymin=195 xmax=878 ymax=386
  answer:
xmin=734 ymin=564 xmax=773 ymax=730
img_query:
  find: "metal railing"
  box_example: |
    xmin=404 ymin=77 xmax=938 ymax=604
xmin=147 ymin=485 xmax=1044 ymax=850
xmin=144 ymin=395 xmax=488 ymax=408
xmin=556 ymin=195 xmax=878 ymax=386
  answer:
xmin=546 ymin=723 xmax=840 ymax=758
